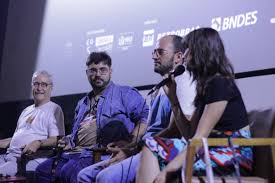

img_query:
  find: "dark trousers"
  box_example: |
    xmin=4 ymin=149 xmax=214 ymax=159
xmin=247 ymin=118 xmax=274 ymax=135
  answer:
xmin=34 ymin=152 xmax=93 ymax=183
xmin=35 ymin=120 xmax=130 ymax=183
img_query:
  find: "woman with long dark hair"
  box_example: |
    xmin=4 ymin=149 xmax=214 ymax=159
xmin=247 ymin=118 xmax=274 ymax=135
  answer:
xmin=136 ymin=28 xmax=253 ymax=183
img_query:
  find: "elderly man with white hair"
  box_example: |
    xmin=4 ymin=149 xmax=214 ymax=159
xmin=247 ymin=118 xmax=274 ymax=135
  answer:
xmin=0 ymin=70 xmax=65 ymax=176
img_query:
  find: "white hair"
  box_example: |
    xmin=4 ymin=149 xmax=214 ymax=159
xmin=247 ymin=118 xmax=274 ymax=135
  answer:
xmin=32 ymin=70 xmax=53 ymax=85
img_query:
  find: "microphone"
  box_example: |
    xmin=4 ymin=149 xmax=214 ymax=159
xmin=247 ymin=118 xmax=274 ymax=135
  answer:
xmin=147 ymin=65 xmax=185 ymax=96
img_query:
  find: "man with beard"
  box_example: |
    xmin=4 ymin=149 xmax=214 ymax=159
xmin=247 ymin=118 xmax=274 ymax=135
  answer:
xmin=35 ymin=52 xmax=149 ymax=183
xmin=77 ymin=35 xmax=196 ymax=183
xmin=0 ymin=71 xmax=64 ymax=176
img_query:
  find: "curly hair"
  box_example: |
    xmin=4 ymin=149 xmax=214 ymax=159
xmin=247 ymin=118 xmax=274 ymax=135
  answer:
xmin=86 ymin=51 xmax=112 ymax=67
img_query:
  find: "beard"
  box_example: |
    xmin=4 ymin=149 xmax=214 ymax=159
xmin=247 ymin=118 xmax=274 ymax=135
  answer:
xmin=90 ymin=76 xmax=110 ymax=90
xmin=154 ymin=61 xmax=173 ymax=76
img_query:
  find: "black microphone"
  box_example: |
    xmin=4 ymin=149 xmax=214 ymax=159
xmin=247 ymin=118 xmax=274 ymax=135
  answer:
xmin=147 ymin=65 xmax=185 ymax=95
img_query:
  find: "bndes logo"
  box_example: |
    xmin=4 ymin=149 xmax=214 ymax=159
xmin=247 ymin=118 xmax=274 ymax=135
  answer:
xmin=211 ymin=18 xmax=222 ymax=31
xmin=212 ymin=10 xmax=258 ymax=31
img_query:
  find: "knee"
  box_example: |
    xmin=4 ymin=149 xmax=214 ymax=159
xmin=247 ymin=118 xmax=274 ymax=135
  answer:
xmin=96 ymin=172 xmax=112 ymax=183
xmin=77 ymin=168 xmax=91 ymax=183
xmin=96 ymin=168 xmax=118 ymax=183
xmin=77 ymin=164 xmax=105 ymax=183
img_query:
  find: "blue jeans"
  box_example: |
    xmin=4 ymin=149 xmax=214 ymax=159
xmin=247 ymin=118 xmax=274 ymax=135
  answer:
xmin=35 ymin=150 xmax=94 ymax=183
xmin=78 ymin=153 xmax=141 ymax=183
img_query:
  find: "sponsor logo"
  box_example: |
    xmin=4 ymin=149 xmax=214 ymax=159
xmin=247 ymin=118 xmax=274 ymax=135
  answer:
xmin=117 ymin=32 xmax=134 ymax=51
xmin=156 ymin=26 xmax=200 ymax=40
xmin=86 ymin=34 xmax=114 ymax=53
xmin=211 ymin=10 xmax=258 ymax=31
xmin=95 ymin=35 xmax=114 ymax=47
xmin=144 ymin=19 xmax=158 ymax=25
xmin=86 ymin=38 xmax=94 ymax=54
xmin=94 ymin=35 xmax=114 ymax=52
xmin=142 ymin=29 xmax=155 ymax=47
xmin=211 ymin=17 xmax=222 ymax=31
xmin=86 ymin=29 xmax=105 ymax=35
xmin=64 ymin=41 xmax=73 ymax=57
xmin=86 ymin=29 xmax=106 ymax=54
xmin=65 ymin=42 xmax=73 ymax=47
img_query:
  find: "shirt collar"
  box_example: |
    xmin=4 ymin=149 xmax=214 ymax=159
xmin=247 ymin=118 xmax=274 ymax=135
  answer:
xmin=85 ymin=81 xmax=114 ymax=102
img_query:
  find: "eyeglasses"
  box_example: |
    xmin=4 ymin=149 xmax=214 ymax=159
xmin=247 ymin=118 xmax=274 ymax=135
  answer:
xmin=86 ymin=67 xmax=109 ymax=76
xmin=152 ymin=48 xmax=168 ymax=57
xmin=152 ymin=48 xmax=178 ymax=57
xmin=32 ymin=82 xmax=52 ymax=88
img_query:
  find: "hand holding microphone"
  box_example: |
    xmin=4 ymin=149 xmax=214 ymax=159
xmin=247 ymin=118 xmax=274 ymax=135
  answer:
xmin=147 ymin=64 xmax=185 ymax=95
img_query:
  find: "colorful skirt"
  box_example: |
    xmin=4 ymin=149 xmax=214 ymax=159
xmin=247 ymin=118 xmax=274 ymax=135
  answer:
xmin=144 ymin=126 xmax=253 ymax=175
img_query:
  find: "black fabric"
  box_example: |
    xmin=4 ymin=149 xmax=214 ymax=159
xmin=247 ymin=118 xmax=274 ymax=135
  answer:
xmin=202 ymin=76 xmax=248 ymax=131
xmin=97 ymin=119 xmax=131 ymax=147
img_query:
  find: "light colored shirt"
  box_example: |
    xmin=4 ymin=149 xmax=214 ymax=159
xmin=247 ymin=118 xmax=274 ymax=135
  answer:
xmin=175 ymin=70 xmax=196 ymax=116
xmin=7 ymin=101 xmax=65 ymax=157
xmin=143 ymin=70 xmax=196 ymax=139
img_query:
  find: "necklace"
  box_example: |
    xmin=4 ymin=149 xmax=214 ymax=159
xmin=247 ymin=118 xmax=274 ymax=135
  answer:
xmin=89 ymin=96 xmax=100 ymax=116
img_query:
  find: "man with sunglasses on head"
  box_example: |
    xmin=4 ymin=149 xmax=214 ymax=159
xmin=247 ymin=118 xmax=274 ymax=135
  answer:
xmin=77 ymin=35 xmax=196 ymax=183
xmin=0 ymin=71 xmax=65 ymax=176
xmin=35 ymin=51 xmax=149 ymax=183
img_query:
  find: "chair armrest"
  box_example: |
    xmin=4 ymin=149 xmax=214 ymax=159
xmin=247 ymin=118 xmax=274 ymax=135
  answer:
xmin=0 ymin=175 xmax=26 ymax=182
xmin=18 ymin=148 xmax=56 ymax=175
xmin=189 ymin=138 xmax=275 ymax=147
xmin=185 ymin=138 xmax=275 ymax=183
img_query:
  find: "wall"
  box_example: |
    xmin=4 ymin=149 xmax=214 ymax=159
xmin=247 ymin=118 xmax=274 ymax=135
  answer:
xmin=0 ymin=0 xmax=274 ymax=112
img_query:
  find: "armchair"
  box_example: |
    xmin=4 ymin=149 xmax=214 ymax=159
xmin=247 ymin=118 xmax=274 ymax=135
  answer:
xmin=184 ymin=108 xmax=275 ymax=183
xmin=0 ymin=144 xmax=58 ymax=182
xmin=185 ymin=138 xmax=273 ymax=183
